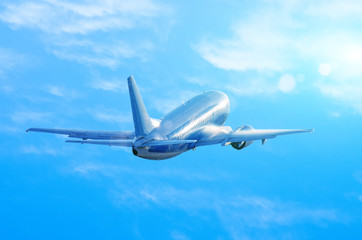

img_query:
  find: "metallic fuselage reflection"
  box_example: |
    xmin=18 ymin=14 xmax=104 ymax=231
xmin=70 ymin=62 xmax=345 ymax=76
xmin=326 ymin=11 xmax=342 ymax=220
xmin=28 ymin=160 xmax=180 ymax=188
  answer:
xmin=133 ymin=91 xmax=230 ymax=159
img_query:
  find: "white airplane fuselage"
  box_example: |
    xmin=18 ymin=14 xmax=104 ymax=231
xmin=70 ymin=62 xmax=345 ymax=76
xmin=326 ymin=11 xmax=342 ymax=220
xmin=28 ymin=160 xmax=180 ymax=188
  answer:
xmin=133 ymin=91 xmax=230 ymax=159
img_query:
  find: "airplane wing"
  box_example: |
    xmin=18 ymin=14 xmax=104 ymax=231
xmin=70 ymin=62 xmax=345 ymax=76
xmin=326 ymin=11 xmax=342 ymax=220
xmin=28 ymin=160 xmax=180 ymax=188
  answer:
xmin=66 ymin=140 xmax=133 ymax=147
xmin=65 ymin=139 xmax=196 ymax=147
xmin=196 ymin=125 xmax=314 ymax=147
xmin=27 ymin=128 xmax=195 ymax=147
xmin=26 ymin=128 xmax=135 ymax=140
xmin=224 ymin=128 xmax=314 ymax=143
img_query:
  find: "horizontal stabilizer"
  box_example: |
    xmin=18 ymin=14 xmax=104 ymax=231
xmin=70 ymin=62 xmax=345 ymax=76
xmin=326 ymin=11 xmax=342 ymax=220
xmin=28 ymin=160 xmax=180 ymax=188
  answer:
xmin=27 ymin=128 xmax=135 ymax=140
xmin=140 ymin=139 xmax=196 ymax=147
xmin=66 ymin=140 xmax=132 ymax=147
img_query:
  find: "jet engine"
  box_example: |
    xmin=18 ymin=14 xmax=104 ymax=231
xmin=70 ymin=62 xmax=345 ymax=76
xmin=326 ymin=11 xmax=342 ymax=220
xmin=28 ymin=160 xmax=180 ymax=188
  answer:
xmin=229 ymin=125 xmax=255 ymax=150
xmin=230 ymin=140 xmax=254 ymax=150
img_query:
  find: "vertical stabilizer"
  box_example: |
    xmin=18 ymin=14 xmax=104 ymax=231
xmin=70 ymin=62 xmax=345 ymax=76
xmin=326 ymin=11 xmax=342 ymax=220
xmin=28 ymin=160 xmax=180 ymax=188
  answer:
xmin=127 ymin=76 xmax=154 ymax=137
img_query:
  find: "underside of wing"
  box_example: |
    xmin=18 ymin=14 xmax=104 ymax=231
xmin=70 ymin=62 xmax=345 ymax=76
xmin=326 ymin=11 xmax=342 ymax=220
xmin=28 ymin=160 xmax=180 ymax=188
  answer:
xmin=26 ymin=128 xmax=135 ymax=140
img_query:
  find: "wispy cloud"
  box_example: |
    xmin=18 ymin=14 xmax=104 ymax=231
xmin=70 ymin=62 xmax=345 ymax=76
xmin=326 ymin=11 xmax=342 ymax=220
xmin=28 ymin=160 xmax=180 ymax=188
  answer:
xmin=21 ymin=145 xmax=58 ymax=156
xmin=184 ymin=76 xmax=208 ymax=87
xmin=149 ymin=90 xmax=200 ymax=114
xmin=69 ymin=162 xmax=217 ymax=181
xmin=0 ymin=85 xmax=13 ymax=93
xmin=10 ymin=111 xmax=52 ymax=123
xmin=170 ymin=230 xmax=189 ymax=240
xmin=90 ymin=78 xmax=127 ymax=92
xmin=49 ymin=38 xmax=154 ymax=68
xmin=307 ymin=0 xmax=362 ymax=18
xmin=110 ymin=184 xmax=338 ymax=239
xmin=45 ymin=85 xmax=80 ymax=99
xmin=194 ymin=0 xmax=362 ymax=113
xmin=0 ymin=47 xmax=24 ymax=77
xmin=216 ymin=195 xmax=338 ymax=239
xmin=316 ymin=80 xmax=362 ymax=114
xmin=0 ymin=0 xmax=170 ymax=34
xmin=65 ymin=161 xmax=340 ymax=239
xmin=353 ymin=170 xmax=362 ymax=184
xmin=194 ymin=10 xmax=295 ymax=72
xmin=89 ymin=108 xmax=132 ymax=124
xmin=72 ymin=163 xmax=121 ymax=178
xmin=225 ymin=77 xmax=278 ymax=96
xmin=0 ymin=124 xmax=22 ymax=134
xmin=0 ymin=0 xmax=172 ymax=68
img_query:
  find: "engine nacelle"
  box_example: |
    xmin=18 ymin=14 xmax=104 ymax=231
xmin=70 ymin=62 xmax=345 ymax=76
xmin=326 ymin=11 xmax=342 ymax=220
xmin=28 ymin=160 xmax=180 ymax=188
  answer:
xmin=229 ymin=125 xmax=254 ymax=150
xmin=231 ymin=140 xmax=254 ymax=150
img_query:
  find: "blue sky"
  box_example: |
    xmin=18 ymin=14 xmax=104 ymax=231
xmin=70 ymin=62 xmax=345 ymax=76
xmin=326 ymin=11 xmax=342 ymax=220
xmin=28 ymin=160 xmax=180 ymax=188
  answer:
xmin=1 ymin=0 xmax=362 ymax=239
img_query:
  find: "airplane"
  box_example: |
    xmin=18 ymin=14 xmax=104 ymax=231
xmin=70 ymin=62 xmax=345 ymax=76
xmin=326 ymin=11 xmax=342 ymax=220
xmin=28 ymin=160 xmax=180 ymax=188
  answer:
xmin=27 ymin=76 xmax=313 ymax=160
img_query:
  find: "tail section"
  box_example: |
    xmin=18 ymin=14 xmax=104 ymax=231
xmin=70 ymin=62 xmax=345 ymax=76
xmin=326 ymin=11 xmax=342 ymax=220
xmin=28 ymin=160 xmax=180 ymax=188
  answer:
xmin=127 ymin=76 xmax=154 ymax=137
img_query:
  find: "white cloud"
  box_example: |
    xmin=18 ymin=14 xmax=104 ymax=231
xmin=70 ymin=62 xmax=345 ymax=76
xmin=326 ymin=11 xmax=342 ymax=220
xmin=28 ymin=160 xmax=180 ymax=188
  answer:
xmin=225 ymin=78 xmax=278 ymax=96
xmin=89 ymin=109 xmax=132 ymax=124
xmin=69 ymin=162 xmax=217 ymax=181
xmin=140 ymin=190 xmax=158 ymax=202
xmin=306 ymin=0 xmax=362 ymax=18
xmin=0 ymin=48 xmax=23 ymax=77
xmin=185 ymin=74 xmax=290 ymax=97
xmin=72 ymin=163 xmax=122 ymax=178
xmin=65 ymin=161 xmax=339 ymax=239
xmin=49 ymin=38 xmax=154 ymax=68
xmin=0 ymin=124 xmax=22 ymax=134
xmin=90 ymin=78 xmax=127 ymax=92
xmin=170 ymin=230 xmax=189 ymax=240
xmin=21 ymin=145 xmax=58 ymax=155
xmin=194 ymin=1 xmax=362 ymax=113
xmin=353 ymin=171 xmax=362 ymax=184
xmin=0 ymin=85 xmax=13 ymax=93
xmin=0 ymin=0 xmax=172 ymax=68
xmin=10 ymin=111 xmax=52 ymax=123
xmin=47 ymin=86 xmax=65 ymax=97
xmin=278 ymin=74 xmax=296 ymax=93
xmin=185 ymin=76 xmax=207 ymax=87
xmin=110 ymin=185 xmax=338 ymax=239
xmin=194 ymin=11 xmax=295 ymax=72
xmin=319 ymin=63 xmax=332 ymax=76
xmin=329 ymin=111 xmax=340 ymax=118
xmin=0 ymin=0 xmax=169 ymax=34
xmin=316 ymin=81 xmax=362 ymax=114
xmin=149 ymin=90 xmax=200 ymax=114
xmin=309 ymin=32 xmax=362 ymax=114
xmin=45 ymin=85 xmax=80 ymax=99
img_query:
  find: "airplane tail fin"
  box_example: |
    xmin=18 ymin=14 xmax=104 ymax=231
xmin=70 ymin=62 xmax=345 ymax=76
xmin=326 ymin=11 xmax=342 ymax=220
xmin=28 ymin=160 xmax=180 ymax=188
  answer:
xmin=127 ymin=76 xmax=154 ymax=137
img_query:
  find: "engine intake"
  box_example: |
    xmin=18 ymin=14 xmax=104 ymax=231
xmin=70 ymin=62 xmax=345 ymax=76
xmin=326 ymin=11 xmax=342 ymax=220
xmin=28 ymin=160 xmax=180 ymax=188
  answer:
xmin=231 ymin=140 xmax=253 ymax=150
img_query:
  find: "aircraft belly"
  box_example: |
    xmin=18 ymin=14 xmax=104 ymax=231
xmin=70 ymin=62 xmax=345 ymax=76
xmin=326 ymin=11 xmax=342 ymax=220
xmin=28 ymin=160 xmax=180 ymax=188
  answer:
xmin=148 ymin=144 xmax=190 ymax=153
xmin=133 ymin=146 xmax=187 ymax=160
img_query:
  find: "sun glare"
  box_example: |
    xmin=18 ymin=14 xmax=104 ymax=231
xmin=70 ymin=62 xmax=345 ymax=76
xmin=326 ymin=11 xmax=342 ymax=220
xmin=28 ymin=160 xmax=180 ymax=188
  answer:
xmin=319 ymin=63 xmax=332 ymax=76
xmin=278 ymin=74 xmax=296 ymax=93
